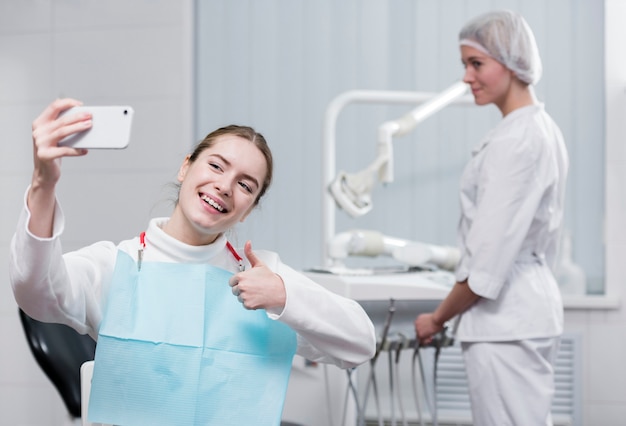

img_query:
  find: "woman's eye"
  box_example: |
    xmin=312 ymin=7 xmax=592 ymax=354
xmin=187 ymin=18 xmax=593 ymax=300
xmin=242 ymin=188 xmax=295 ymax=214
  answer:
xmin=239 ymin=181 xmax=253 ymax=193
xmin=209 ymin=162 xmax=222 ymax=171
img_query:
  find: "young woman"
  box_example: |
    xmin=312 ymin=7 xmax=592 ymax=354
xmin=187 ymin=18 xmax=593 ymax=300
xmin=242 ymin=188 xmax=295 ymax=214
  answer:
xmin=414 ymin=10 xmax=569 ymax=426
xmin=10 ymin=98 xmax=377 ymax=426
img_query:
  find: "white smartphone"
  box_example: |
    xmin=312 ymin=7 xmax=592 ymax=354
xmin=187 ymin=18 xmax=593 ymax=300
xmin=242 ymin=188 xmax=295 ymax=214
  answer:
xmin=59 ymin=106 xmax=134 ymax=149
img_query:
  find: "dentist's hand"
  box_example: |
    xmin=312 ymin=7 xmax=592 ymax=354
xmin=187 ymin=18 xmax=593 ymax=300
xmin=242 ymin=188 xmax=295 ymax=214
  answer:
xmin=415 ymin=313 xmax=444 ymax=346
xmin=228 ymin=241 xmax=287 ymax=311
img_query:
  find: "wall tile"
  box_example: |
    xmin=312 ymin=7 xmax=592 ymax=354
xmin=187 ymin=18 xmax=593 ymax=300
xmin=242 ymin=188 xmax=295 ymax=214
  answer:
xmin=0 ymin=34 xmax=54 ymax=103
xmin=53 ymin=0 xmax=182 ymax=30
xmin=0 ymin=0 xmax=52 ymax=34
xmin=0 ymin=103 xmax=42 ymax=174
xmin=53 ymin=27 xmax=183 ymax=100
xmin=605 ymin=242 xmax=626 ymax=298
xmin=585 ymin=402 xmax=626 ymax=426
xmin=605 ymin=162 xmax=626 ymax=244
xmin=0 ymin=175 xmax=38 ymax=247
xmin=54 ymin=169 xmax=175 ymax=245
xmin=587 ymin=323 xmax=626 ymax=402
xmin=0 ymin=384 xmax=70 ymax=426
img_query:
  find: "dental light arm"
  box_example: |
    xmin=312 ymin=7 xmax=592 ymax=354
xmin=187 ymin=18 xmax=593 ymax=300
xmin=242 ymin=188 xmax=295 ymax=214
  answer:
xmin=328 ymin=81 xmax=469 ymax=219
xmin=391 ymin=81 xmax=469 ymax=137
xmin=328 ymin=229 xmax=461 ymax=271
xmin=329 ymin=138 xmax=393 ymax=217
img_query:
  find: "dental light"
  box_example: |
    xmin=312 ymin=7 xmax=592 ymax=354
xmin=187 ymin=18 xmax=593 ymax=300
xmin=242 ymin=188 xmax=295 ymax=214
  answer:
xmin=322 ymin=82 xmax=474 ymax=266
xmin=328 ymin=138 xmax=392 ymax=217
xmin=328 ymin=81 xmax=470 ymax=219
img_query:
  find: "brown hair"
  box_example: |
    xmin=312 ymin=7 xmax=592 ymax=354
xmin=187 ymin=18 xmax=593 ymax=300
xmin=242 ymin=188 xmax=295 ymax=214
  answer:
xmin=189 ymin=125 xmax=273 ymax=205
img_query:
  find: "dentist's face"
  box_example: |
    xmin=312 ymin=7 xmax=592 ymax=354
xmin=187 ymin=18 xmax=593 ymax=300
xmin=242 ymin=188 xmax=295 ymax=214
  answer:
xmin=168 ymin=135 xmax=268 ymax=245
xmin=461 ymin=45 xmax=513 ymax=112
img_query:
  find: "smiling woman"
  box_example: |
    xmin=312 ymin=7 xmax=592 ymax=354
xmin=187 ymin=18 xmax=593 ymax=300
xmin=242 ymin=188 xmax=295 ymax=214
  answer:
xmin=415 ymin=10 xmax=568 ymax=426
xmin=166 ymin=128 xmax=271 ymax=246
xmin=9 ymin=99 xmax=376 ymax=426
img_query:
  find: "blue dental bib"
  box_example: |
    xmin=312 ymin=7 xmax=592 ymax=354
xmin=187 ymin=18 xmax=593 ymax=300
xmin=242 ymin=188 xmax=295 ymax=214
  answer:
xmin=88 ymin=251 xmax=297 ymax=426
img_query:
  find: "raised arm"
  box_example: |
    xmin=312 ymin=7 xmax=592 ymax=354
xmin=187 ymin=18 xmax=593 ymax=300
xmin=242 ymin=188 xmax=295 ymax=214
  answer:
xmin=28 ymin=98 xmax=92 ymax=237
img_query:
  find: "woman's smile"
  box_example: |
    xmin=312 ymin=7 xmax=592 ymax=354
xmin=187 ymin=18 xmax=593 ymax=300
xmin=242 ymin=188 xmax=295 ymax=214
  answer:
xmin=200 ymin=193 xmax=226 ymax=213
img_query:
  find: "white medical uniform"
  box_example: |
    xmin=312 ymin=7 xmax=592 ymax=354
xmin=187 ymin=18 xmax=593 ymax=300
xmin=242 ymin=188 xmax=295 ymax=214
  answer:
xmin=454 ymin=103 xmax=568 ymax=425
xmin=10 ymin=191 xmax=376 ymax=370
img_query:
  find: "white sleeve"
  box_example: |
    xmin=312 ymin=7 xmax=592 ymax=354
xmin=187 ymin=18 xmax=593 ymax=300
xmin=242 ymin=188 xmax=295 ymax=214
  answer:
xmin=9 ymin=190 xmax=116 ymax=339
xmin=261 ymin=253 xmax=376 ymax=369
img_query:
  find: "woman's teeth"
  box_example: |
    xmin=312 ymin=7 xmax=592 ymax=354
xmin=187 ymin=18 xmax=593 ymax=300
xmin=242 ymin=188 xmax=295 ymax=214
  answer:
xmin=201 ymin=195 xmax=224 ymax=212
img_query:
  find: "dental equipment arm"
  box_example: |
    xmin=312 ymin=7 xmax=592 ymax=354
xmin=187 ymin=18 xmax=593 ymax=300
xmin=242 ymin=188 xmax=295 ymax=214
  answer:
xmin=328 ymin=139 xmax=391 ymax=218
xmin=328 ymin=81 xmax=469 ymax=219
xmin=328 ymin=229 xmax=460 ymax=271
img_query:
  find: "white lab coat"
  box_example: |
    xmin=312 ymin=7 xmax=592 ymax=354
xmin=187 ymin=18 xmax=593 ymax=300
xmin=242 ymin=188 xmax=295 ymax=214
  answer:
xmin=453 ymin=103 xmax=568 ymax=425
xmin=455 ymin=103 xmax=568 ymax=342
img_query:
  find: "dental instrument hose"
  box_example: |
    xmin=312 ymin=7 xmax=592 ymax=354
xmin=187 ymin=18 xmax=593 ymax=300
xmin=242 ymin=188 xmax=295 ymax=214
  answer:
xmin=342 ymin=367 xmax=360 ymax=426
xmin=358 ymin=299 xmax=396 ymax=426
xmin=413 ymin=327 xmax=450 ymax=426
xmin=393 ymin=335 xmax=409 ymax=426
xmin=388 ymin=342 xmax=396 ymax=426
xmin=410 ymin=338 xmax=426 ymax=426
xmin=414 ymin=341 xmax=436 ymax=426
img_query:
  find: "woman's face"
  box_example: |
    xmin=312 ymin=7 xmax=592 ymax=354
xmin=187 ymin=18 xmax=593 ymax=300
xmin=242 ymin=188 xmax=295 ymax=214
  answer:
xmin=168 ymin=135 xmax=268 ymax=245
xmin=461 ymin=45 xmax=513 ymax=112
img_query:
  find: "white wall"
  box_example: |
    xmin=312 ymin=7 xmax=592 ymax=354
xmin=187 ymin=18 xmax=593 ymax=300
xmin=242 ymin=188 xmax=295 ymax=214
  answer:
xmin=0 ymin=1 xmax=193 ymax=424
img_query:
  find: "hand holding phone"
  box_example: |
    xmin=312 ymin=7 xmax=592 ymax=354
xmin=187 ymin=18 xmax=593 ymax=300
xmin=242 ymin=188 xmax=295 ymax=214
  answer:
xmin=59 ymin=106 xmax=134 ymax=149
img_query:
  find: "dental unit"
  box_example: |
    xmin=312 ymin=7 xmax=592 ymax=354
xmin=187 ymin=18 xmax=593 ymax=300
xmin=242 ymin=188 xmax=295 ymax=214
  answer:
xmin=302 ymin=82 xmax=474 ymax=425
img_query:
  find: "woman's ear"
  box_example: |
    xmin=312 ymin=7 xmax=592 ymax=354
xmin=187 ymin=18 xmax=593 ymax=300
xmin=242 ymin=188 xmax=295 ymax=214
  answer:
xmin=177 ymin=156 xmax=191 ymax=182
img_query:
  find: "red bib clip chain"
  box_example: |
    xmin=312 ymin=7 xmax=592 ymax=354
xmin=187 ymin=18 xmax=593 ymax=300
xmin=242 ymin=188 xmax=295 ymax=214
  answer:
xmin=226 ymin=241 xmax=245 ymax=272
xmin=137 ymin=231 xmax=146 ymax=271
xmin=137 ymin=231 xmax=244 ymax=272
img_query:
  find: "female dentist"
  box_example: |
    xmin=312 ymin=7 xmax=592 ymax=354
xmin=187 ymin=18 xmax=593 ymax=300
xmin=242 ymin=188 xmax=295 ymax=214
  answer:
xmin=415 ymin=10 xmax=569 ymax=426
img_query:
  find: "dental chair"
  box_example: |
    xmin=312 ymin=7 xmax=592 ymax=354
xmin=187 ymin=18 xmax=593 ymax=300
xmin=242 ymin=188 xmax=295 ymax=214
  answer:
xmin=19 ymin=308 xmax=97 ymax=422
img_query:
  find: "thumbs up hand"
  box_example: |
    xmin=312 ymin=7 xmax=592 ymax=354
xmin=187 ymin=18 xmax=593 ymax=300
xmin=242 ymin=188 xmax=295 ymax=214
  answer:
xmin=228 ymin=241 xmax=287 ymax=310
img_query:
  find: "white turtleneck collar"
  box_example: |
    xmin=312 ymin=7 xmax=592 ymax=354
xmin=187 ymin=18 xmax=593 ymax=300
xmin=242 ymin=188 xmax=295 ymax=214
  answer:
xmin=143 ymin=217 xmax=233 ymax=265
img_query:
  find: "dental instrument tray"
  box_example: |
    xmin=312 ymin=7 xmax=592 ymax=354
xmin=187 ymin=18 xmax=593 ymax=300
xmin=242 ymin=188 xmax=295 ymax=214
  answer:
xmin=304 ymin=268 xmax=454 ymax=302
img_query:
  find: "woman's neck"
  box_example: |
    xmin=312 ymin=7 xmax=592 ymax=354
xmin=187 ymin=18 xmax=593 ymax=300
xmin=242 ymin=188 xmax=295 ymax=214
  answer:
xmin=161 ymin=209 xmax=221 ymax=246
xmin=498 ymin=82 xmax=537 ymax=116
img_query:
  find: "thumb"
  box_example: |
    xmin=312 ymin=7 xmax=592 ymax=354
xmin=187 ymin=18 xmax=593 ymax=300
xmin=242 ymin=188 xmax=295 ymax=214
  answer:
xmin=244 ymin=240 xmax=264 ymax=268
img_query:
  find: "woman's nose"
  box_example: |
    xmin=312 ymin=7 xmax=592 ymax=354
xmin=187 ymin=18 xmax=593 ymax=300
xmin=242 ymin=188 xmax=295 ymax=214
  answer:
xmin=462 ymin=68 xmax=473 ymax=84
xmin=214 ymin=178 xmax=233 ymax=197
